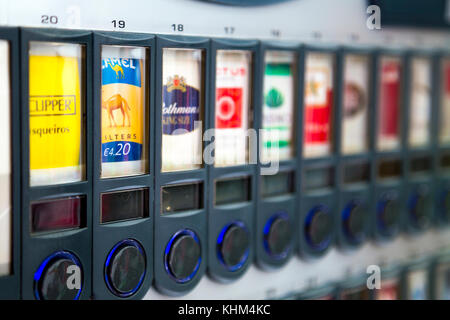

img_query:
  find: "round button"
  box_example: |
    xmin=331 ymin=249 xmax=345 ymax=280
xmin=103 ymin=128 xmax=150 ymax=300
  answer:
xmin=343 ymin=201 xmax=367 ymax=243
xmin=34 ymin=251 xmax=83 ymax=300
xmin=217 ymin=222 xmax=249 ymax=271
xmin=305 ymin=206 xmax=332 ymax=250
xmin=377 ymin=194 xmax=400 ymax=233
xmin=408 ymin=190 xmax=431 ymax=229
xmin=105 ymin=239 xmax=146 ymax=297
xmin=165 ymin=230 xmax=201 ymax=283
xmin=264 ymin=214 xmax=292 ymax=259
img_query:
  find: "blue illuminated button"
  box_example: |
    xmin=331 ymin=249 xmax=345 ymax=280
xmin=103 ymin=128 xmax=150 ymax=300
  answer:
xmin=264 ymin=213 xmax=292 ymax=259
xmin=342 ymin=201 xmax=366 ymax=243
xmin=34 ymin=251 xmax=83 ymax=300
xmin=165 ymin=230 xmax=201 ymax=283
xmin=217 ymin=222 xmax=249 ymax=271
xmin=305 ymin=206 xmax=332 ymax=250
xmin=408 ymin=189 xmax=431 ymax=229
xmin=105 ymin=239 xmax=146 ymax=297
xmin=377 ymin=193 xmax=400 ymax=233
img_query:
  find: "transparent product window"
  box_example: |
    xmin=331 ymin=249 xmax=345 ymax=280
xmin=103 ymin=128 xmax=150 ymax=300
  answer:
xmin=0 ymin=40 xmax=11 ymax=276
xmin=409 ymin=57 xmax=431 ymax=148
xmin=101 ymin=46 xmax=149 ymax=178
xmin=440 ymin=58 xmax=450 ymax=145
xmin=377 ymin=56 xmax=402 ymax=152
xmin=341 ymin=54 xmax=369 ymax=155
xmin=214 ymin=50 xmax=252 ymax=167
xmin=29 ymin=42 xmax=86 ymax=186
xmin=262 ymin=51 xmax=296 ymax=163
xmin=161 ymin=48 xmax=204 ymax=172
xmin=303 ymin=52 xmax=334 ymax=158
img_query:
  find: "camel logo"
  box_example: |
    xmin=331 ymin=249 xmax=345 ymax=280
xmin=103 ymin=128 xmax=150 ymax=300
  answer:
xmin=167 ymin=75 xmax=187 ymax=92
xmin=102 ymin=94 xmax=131 ymax=127
xmin=102 ymin=58 xmax=141 ymax=88
xmin=107 ymin=62 xmax=125 ymax=79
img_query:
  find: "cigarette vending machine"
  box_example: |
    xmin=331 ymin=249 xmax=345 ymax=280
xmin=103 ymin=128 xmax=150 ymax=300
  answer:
xmin=1 ymin=0 xmax=450 ymax=300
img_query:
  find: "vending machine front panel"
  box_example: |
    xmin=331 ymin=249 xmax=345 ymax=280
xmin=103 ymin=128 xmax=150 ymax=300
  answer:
xmin=299 ymin=162 xmax=337 ymax=259
xmin=154 ymin=35 xmax=209 ymax=296
xmin=1 ymin=0 xmax=450 ymax=301
xmin=336 ymin=48 xmax=373 ymax=250
xmin=256 ymin=42 xmax=299 ymax=270
xmin=299 ymin=46 xmax=338 ymax=259
xmin=403 ymin=52 xmax=436 ymax=234
xmin=372 ymin=50 xmax=407 ymax=242
xmin=92 ymin=31 xmax=154 ymax=299
xmin=207 ymin=38 xmax=258 ymax=282
xmin=20 ymin=28 xmax=93 ymax=300
xmin=337 ymin=160 xmax=372 ymax=249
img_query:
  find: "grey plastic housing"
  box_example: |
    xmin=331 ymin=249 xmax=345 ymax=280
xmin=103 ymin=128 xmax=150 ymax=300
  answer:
xmin=207 ymin=38 xmax=259 ymax=282
xmin=153 ymin=35 xmax=210 ymax=296
xmin=371 ymin=49 xmax=407 ymax=242
xmin=298 ymin=45 xmax=339 ymax=260
xmin=255 ymin=41 xmax=301 ymax=270
xmin=20 ymin=28 xmax=93 ymax=300
xmin=335 ymin=47 xmax=375 ymax=251
xmin=91 ymin=31 xmax=155 ymax=300
xmin=402 ymin=51 xmax=437 ymax=234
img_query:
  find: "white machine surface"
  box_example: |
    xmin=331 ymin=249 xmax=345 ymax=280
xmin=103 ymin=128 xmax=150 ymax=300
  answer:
xmin=0 ymin=0 xmax=449 ymax=49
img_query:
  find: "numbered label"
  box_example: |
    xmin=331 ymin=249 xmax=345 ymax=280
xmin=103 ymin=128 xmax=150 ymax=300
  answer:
xmin=41 ymin=15 xmax=58 ymax=25
xmin=171 ymin=24 xmax=184 ymax=32
xmin=111 ymin=20 xmax=126 ymax=29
